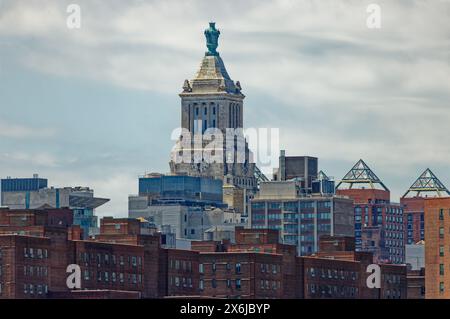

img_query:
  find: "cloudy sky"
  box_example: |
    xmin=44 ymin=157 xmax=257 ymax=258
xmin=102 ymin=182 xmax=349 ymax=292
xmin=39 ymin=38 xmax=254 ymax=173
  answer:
xmin=0 ymin=0 xmax=449 ymax=217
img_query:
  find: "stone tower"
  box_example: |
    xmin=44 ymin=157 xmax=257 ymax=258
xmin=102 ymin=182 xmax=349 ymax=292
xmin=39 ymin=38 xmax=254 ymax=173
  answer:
xmin=169 ymin=22 xmax=257 ymax=192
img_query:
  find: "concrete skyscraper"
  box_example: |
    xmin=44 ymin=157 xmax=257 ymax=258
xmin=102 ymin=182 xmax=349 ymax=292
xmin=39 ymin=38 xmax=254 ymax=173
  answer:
xmin=169 ymin=23 xmax=258 ymax=193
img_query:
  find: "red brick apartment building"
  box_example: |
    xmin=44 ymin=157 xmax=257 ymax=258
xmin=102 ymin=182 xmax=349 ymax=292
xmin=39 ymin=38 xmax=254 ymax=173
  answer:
xmin=165 ymin=229 xmax=292 ymax=299
xmin=0 ymin=235 xmax=51 ymax=298
xmin=0 ymin=208 xmax=408 ymax=299
xmin=301 ymin=236 xmax=407 ymax=299
xmin=401 ymin=169 xmax=450 ymax=245
xmin=424 ymin=197 xmax=450 ymax=299
xmin=166 ymin=249 xmax=285 ymax=299
xmin=336 ymin=160 xmax=405 ymax=264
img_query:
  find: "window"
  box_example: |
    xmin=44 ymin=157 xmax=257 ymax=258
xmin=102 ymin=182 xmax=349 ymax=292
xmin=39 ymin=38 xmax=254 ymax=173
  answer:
xmin=440 ymin=209 xmax=445 ymax=220
xmin=199 ymin=279 xmax=204 ymax=290
xmin=235 ymin=263 xmax=241 ymax=274
xmin=440 ymin=282 xmax=445 ymax=293
xmin=236 ymin=279 xmax=241 ymax=290
xmin=440 ymin=227 xmax=445 ymax=239
xmin=227 ymin=279 xmax=231 ymax=288
xmin=310 ymin=284 xmax=316 ymax=294
xmin=440 ymin=246 xmax=445 ymax=257
xmin=212 ymin=279 xmax=217 ymax=288
xmin=199 ymin=263 xmax=204 ymax=274
xmin=440 ymin=264 xmax=445 ymax=276
xmin=212 ymin=262 xmax=216 ymax=273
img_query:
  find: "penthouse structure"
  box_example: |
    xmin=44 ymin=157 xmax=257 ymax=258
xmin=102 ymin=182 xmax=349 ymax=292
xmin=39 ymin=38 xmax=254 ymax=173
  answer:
xmin=273 ymin=150 xmax=318 ymax=193
xmin=336 ymin=160 xmax=404 ymax=264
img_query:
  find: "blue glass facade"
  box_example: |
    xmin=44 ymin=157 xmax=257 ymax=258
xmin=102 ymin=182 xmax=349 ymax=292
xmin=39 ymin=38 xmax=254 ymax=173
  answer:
xmin=73 ymin=208 xmax=98 ymax=238
xmin=311 ymin=179 xmax=335 ymax=195
xmin=1 ymin=177 xmax=47 ymax=192
xmin=139 ymin=175 xmax=223 ymax=204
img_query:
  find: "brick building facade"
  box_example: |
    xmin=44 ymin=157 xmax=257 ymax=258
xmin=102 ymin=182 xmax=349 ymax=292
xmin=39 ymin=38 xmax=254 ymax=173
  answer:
xmin=0 ymin=209 xmax=408 ymax=299
xmin=401 ymin=197 xmax=425 ymax=244
xmin=299 ymin=236 xmax=407 ymax=299
xmin=336 ymin=160 xmax=404 ymax=264
xmin=424 ymin=197 xmax=450 ymax=298
xmin=401 ymin=169 xmax=450 ymax=246
xmin=0 ymin=235 xmax=51 ymax=298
